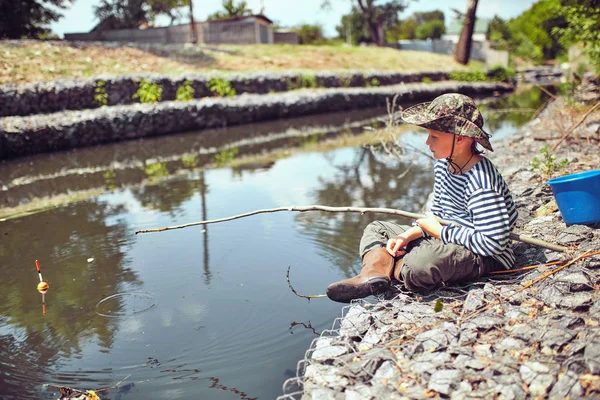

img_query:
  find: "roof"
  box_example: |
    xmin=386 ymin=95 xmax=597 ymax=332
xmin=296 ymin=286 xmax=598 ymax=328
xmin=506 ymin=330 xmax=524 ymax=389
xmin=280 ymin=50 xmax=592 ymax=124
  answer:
xmin=206 ymin=14 xmax=273 ymax=25
xmin=445 ymin=18 xmax=490 ymax=36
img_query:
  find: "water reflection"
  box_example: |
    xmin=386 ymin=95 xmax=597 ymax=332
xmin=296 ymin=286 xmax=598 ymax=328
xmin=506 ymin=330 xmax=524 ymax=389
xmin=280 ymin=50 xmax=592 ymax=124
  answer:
xmin=0 ymin=86 xmax=553 ymax=399
xmin=295 ymin=146 xmax=433 ymax=278
xmin=0 ymin=200 xmax=138 ymax=397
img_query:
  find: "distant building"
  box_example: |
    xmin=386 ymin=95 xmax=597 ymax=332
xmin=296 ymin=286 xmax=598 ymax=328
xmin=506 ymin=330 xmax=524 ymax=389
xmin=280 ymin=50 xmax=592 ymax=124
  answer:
xmin=442 ymin=18 xmax=490 ymax=43
xmin=64 ymin=14 xmax=277 ymax=45
xmin=273 ymin=30 xmax=300 ymax=45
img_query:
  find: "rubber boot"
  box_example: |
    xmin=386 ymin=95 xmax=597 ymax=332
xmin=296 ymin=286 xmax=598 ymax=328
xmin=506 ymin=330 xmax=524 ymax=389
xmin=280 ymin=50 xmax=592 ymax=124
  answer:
xmin=326 ymin=247 xmax=395 ymax=303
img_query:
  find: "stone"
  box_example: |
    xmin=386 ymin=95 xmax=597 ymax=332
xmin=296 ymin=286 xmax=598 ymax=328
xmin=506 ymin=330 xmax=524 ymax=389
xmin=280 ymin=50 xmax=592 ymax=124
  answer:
xmin=303 ymin=387 xmax=344 ymax=400
xmin=519 ymin=362 xmax=556 ymax=397
xmin=462 ymin=289 xmax=485 ymax=313
xmin=427 ymin=369 xmax=463 ymax=395
xmin=495 ymin=337 xmax=527 ymax=353
xmin=584 ymin=330 xmax=600 ymax=374
xmin=453 ymin=354 xmax=485 ymax=371
xmin=304 ymin=364 xmax=349 ymax=389
xmin=540 ymin=329 xmax=576 ymax=349
xmin=413 ymin=327 xmax=454 ymax=353
xmin=373 ymin=360 xmax=397 ymax=381
xmin=557 ymin=225 xmax=593 ymax=244
xmin=535 ymin=200 xmax=559 ymax=217
xmin=548 ymin=371 xmax=584 ymax=400
xmin=458 ymin=329 xmax=478 ymax=346
xmin=554 ymin=270 xmax=594 ymax=292
xmin=339 ymin=305 xmax=372 ymax=338
xmin=462 ymin=316 xmax=505 ymax=331
xmin=539 ymin=285 xmax=593 ymax=310
xmin=311 ymin=345 xmax=348 ymax=362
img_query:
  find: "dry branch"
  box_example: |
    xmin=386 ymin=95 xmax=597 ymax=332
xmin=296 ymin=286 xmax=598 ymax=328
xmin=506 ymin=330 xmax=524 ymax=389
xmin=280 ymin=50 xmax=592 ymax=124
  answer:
xmin=488 ymin=249 xmax=600 ymax=275
xmin=286 ymin=266 xmax=326 ymax=301
xmin=135 ymin=205 xmax=569 ymax=253
xmin=551 ymin=100 xmax=600 ymax=152
xmin=459 ymin=250 xmax=592 ymax=325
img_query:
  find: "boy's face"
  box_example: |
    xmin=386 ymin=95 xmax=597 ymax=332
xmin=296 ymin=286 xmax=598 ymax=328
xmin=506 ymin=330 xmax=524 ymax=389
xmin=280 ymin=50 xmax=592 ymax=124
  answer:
xmin=425 ymin=129 xmax=456 ymax=159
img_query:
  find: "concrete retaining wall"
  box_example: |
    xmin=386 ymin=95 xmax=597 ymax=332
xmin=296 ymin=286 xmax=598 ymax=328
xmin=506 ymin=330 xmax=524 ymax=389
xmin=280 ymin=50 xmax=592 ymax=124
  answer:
xmin=0 ymin=71 xmax=450 ymax=118
xmin=0 ymin=81 xmax=512 ymax=160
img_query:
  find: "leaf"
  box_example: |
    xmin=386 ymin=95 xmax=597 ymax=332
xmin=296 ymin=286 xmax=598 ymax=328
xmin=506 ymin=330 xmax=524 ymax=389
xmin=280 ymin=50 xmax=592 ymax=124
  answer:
xmin=433 ymin=299 xmax=443 ymax=312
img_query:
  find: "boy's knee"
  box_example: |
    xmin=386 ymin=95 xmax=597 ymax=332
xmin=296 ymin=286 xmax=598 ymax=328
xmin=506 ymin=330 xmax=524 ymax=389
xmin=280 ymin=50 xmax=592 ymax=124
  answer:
xmin=401 ymin=260 xmax=442 ymax=291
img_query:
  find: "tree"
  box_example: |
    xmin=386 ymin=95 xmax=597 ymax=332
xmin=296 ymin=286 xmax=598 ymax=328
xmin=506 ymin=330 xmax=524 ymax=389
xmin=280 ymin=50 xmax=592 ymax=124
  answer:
xmin=293 ymin=24 xmax=326 ymax=44
xmin=553 ymin=0 xmax=600 ymax=71
xmin=325 ymin=0 xmax=411 ymax=46
xmin=506 ymin=0 xmax=566 ymax=62
xmin=207 ymin=0 xmax=253 ymax=20
xmin=415 ymin=19 xmax=445 ymax=39
xmin=454 ymin=0 xmax=479 ymax=64
xmin=95 ymin=0 xmax=190 ymax=29
xmin=336 ymin=7 xmax=370 ymax=44
xmin=0 ymin=0 xmax=74 ymax=39
xmin=413 ymin=10 xmax=444 ymax=24
xmin=387 ymin=10 xmax=443 ymax=42
xmin=487 ymin=15 xmax=510 ymax=49
xmin=386 ymin=17 xmax=418 ymax=41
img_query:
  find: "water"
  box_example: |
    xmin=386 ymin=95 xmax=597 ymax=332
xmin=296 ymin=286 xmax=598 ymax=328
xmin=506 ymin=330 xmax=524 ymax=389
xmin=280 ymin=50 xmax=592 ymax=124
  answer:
xmin=0 ymin=86 xmax=551 ymax=399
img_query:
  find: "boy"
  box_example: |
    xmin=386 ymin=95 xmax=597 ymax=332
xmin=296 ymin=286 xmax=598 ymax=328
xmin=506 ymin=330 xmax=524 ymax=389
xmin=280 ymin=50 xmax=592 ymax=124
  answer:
xmin=326 ymin=93 xmax=518 ymax=303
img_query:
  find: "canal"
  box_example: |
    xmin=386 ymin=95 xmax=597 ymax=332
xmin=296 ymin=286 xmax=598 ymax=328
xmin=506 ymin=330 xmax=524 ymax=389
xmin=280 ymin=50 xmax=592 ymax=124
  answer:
xmin=0 ymin=86 xmax=550 ymax=399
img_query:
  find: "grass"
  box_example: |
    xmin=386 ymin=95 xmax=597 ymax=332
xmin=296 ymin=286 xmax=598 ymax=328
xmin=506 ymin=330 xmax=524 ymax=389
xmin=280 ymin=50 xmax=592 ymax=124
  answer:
xmin=0 ymin=40 xmax=484 ymax=85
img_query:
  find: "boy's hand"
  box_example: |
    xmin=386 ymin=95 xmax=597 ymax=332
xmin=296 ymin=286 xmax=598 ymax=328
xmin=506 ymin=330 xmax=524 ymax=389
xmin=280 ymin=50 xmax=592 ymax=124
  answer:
xmin=386 ymin=236 xmax=408 ymax=257
xmin=416 ymin=212 xmax=442 ymax=239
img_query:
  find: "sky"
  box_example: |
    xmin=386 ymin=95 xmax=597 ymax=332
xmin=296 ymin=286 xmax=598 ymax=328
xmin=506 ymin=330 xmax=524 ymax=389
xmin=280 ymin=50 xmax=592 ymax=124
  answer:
xmin=50 ymin=0 xmax=539 ymax=38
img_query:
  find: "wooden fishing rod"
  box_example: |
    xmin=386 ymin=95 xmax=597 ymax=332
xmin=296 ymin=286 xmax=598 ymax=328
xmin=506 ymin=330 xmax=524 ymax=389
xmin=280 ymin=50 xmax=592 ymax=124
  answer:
xmin=135 ymin=205 xmax=569 ymax=253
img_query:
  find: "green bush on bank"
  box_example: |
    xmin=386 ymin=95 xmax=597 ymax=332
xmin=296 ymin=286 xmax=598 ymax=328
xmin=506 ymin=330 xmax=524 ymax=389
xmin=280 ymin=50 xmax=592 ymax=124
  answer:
xmin=133 ymin=79 xmax=163 ymax=103
xmin=449 ymin=66 xmax=515 ymax=83
xmin=176 ymin=80 xmax=195 ymax=101
xmin=208 ymin=78 xmax=236 ymax=97
xmin=94 ymin=80 xmax=108 ymax=106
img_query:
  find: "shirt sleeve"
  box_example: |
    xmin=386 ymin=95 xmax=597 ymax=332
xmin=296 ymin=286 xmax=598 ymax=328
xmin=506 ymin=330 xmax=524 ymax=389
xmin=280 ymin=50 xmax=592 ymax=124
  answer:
xmin=439 ymin=188 xmax=511 ymax=256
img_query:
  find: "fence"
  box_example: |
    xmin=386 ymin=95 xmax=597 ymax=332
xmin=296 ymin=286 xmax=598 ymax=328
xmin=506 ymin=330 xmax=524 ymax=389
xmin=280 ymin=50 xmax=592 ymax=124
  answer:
xmin=397 ymin=39 xmax=508 ymax=67
xmin=64 ymin=17 xmax=273 ymax=45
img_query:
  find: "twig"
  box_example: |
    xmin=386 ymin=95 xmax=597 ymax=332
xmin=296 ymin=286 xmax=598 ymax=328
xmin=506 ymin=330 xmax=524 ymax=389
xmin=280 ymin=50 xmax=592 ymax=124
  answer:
xmin=530 ymin=98 xmax=554 ymax=121
xmin=95 ymin=374 xmax=132 ymax=393
xmin=135 ymin=205 xmax=569 ymax=253
xmin=488 ymin=249 xmax=600 ymax=275
xmin=459 ymin=250 xmax=592 ymax=324
xmin=486 ymin=108 xmax=536 ymax=114
xmin=286 ymin=266 xmax=326 ymax=301
xmin=551 ymin=100 xmax=600 ymax=152
xmin=535 ymin=84 xmax=557 ymax=100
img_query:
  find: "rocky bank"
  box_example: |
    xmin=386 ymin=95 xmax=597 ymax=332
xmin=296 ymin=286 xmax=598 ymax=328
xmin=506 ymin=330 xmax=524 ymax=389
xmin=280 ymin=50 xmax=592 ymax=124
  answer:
xmin=278 ymin=87 xmax=600 ymax=399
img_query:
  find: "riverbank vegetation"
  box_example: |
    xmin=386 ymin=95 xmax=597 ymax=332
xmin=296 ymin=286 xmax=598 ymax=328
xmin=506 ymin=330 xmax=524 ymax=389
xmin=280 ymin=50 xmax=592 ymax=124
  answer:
xmin=0 ymin=41 xmax=483 ymax=86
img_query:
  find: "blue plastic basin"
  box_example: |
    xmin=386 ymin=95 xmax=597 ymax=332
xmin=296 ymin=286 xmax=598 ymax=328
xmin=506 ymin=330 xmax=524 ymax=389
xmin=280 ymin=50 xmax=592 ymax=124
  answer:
xmin=547 ymin=169 xmax=600 ymax=225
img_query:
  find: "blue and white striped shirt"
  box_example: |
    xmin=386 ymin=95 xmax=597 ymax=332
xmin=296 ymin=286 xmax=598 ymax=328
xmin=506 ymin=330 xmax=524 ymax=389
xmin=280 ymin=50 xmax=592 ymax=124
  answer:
xmin=430 ymin=157 xmax=518 ymax=269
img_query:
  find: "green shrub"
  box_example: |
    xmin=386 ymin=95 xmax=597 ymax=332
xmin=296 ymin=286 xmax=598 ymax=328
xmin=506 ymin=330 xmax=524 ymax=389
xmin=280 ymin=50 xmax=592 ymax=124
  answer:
xmin=133 ymin=79 xmax=163 ymax=103
xmin=366 ymin=77 xmax=380 ymax=87
xmin=176 ymin=80 xmax=195 ymax=101
xmin=143 ymin=162 xmax=169 ymax=180
xmin=300 ymin=74 xmax=318 ymax=88
xmin=448 ymin=70 xmax=488 ymax=82
xmin=339 ymin=75 xmax=353 ymax=88
xmin=488 ymin=65 xmax=516 ymax=82
xmin=181 ymin=153 xmax=199 ymax=168
xmin=213 ymin=147 xmax=239 ymax=167
xmin=94 ymin=80 xmax=108 ymax=107
xmin=531 ymin=144 xmax=569 ymax=176
xmin=209 ymin=78 xmax=236 ymax=97
xmin=421 ymin=77 xmax=433 ymax=84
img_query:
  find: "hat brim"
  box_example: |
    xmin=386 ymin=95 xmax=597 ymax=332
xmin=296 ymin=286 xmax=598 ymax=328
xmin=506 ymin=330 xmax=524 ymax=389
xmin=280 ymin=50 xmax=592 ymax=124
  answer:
xmin=401 ymin=101 xmax=493 ymax=152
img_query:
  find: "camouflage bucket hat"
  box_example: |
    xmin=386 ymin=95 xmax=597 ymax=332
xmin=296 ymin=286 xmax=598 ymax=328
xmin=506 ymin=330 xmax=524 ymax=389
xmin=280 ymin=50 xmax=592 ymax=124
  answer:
xmin=400 ymin=93 xmax=493 ymax=151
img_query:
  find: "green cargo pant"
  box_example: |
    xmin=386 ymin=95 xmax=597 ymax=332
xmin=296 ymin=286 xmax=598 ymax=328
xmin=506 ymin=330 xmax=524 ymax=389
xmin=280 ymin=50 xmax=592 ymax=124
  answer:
xmin=359 ymin=221 xmax=503 ymax=291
